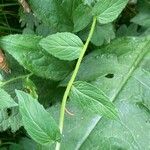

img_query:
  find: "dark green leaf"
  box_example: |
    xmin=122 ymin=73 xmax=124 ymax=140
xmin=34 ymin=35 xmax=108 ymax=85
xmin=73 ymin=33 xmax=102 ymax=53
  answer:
xmin=28 ymin=0 xmax=73 ymax=31
xmin=16 ymin=90 xmax=61 ymax=145
xmin=40 ymin=32 xmax=83 ymax=60
xmin=73 ymin=4 xmax=92 ymax=32
xmin=131 ymin=1 xmax=150 ymax=28
xmin=70 ymin=81 xmax=118 ymax=119
xmin=116 ymin=24 xmax=139 ymax=37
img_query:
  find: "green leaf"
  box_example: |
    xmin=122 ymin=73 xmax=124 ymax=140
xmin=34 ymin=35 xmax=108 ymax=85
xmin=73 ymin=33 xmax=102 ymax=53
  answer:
xmin=83 ymin=0 xmax=96 ymax=6
xmin=0 ymin=108 xmax=22 ymax=132
xmin=77 ymin=23 xmax=115 ymax=47
xmin=8 ymin=138 xmax=38 ymax=150
xmin=50 ymin=36 xmax=150 ymax=149
xmin=40 ymin=32 xmax=83 ymax=61
xmin=0 ymin=34 xmax=74 ymax=81
xmin=70 ymin=81 xmax=118 ymax=119
xmin=92 ymin=0 xmax=128 ymax=24
xmin=59 ymin=0 xmax=82 ymax=18
xmin=16 ymin=90 xmax=61 ymax=145
xmin=73 ymin=4 xmax=92 ymax=32
xmin=28 ymin=0 xmax=73 ymax=32
xmin=131 ymin=1 xmax=150 ymax=28
xmin=116 ymin=24 xmax=139 ymax=37
xmin=0 ymin=89 xmax=18 ymax=109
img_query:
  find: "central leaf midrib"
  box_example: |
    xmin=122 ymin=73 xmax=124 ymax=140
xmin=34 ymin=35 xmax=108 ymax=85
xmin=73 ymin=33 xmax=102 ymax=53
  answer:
xmin=77 ymin=40 xmax=150 ymax=149
xmin=73 ymin=86 xmax=115 ymax=116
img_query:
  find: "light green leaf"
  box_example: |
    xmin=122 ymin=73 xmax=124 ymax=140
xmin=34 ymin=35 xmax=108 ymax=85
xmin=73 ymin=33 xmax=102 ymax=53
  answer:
xmin=40 ymin=32 xmax=83 ymax=61
xmin=73 ymin=4 xmax=92 ymax=32
xmin=50 ymin=36 xmax=150 ymax=149
xmin=83 ymin=0 xmax=96 ymax=6
xmin=16 ymin=90 xmax=61 ymax=145
xmin=92 ymin=0 xmax=128 ymax=24
xmin=0 ymin=34 xmax=74 ymax=81
xmin=0 ymin=89 xmax=18 ymax=109
xmin=70 ymin=81 xmax=118 ymax=119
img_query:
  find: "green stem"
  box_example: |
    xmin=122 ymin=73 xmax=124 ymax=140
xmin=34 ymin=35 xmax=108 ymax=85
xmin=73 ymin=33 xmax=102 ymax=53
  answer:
xmin=0 ymin=26 xmax=22 ymax=33
xmin=0 ymin=73 xmax=33 ymax=87
xmin=0 ymin=3 xmax=18 ymax=7
xmin=55 ymin=17 xmax=97 ymax=150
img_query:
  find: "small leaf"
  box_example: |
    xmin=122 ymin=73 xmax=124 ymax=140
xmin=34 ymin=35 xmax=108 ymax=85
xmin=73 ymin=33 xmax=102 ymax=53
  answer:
xmin=70 ymin=81 xmax=118 ymax=119
xmin=73 ymin=4 xmax=92 ymax=32
xmin=0 ymin=108 xmax=22 ymax=132
xmin=83 ymin=0 xmax=96 ymax=6
xmin=78 ymin=23 xmax=115 ymax=46
xmin=16 ymin=90 xmax=61 ymax=145
xmin=0 ymin=89 xmax=18 ymax=109
xmin=92 ymin=0 xmax=128 ymax=24
xmin=23 ymin=78 xmax=38 ymax=99
xmin=40 ymin=32 xmax=83 ymax=61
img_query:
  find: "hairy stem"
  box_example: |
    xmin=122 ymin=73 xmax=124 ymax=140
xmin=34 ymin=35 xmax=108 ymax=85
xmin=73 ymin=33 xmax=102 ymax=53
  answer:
xmin=55 ymin=17 xmax=97 ymax=150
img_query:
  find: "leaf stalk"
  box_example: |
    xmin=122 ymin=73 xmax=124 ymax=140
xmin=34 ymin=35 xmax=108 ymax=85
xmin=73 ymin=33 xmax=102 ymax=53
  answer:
xmin=55 ymin=17 xmax=97 ymax=150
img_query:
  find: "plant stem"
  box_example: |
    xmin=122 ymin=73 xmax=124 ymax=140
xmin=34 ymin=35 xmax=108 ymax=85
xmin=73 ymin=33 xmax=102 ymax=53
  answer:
xmin=0 ymin=73 xmax=33 ymax=87
xmin=55 ymin=17 xmax=97 ymax=150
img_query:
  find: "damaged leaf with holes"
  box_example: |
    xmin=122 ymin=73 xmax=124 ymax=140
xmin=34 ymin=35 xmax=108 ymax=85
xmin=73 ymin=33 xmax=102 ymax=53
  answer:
xmin=48 ymin=36 xmax=150 ymax=149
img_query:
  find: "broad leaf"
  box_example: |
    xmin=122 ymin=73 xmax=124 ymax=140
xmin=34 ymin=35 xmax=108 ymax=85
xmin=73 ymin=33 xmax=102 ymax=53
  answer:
xmin=73 ymin=4 xmax=92 ymax=32
xmin=50 ymin=36 xmax=150 ymax=149
xmin=0 ymin=89 xmax=18 ymax=109
xmin=16 ymin=90 xmax=61 ymax=145
xmin=28 ymin=0 xmax=73 ymax=32
xmin=40 ymin=32 xmax=83 ymax=61
xmin=70 ymin=81 xmax=118 ymax=119
xmin=92 ymin=0 xmax=128 ymax=24
xmin=0 ymin=34 xmax=74 ymax=81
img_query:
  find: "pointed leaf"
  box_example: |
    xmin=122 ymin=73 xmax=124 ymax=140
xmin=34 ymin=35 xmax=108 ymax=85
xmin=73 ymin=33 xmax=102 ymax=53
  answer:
xmin=70 ymin=81 xmax=118 ymax=119
xmin=0 ymin=89 xmax=18 ymax=109
xmin=92 ymin=0 xmax=128 ymax=24
xmin=40 ymin=32 xmax=83 ymax=60
xmin=16 ymin=90 xmax=61 ymax=145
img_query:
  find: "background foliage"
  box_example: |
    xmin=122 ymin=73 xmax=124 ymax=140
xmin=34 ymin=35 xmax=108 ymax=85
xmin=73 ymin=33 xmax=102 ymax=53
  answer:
xmin=0 ymin=0 xmax=150 ymax=150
